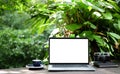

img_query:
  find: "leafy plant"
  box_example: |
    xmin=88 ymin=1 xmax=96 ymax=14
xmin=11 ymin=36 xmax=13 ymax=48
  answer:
xmin=23 ymin=0 xmax=120 ymax=60
xmin=0 ymin=11 xmax=30 ymax=29
xmin=0 ymin=28 xmax=49 ymax=69
xmin=40 ymin=0 xmax=120 ymax=59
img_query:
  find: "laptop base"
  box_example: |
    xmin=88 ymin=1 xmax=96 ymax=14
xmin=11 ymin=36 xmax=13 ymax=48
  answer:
xmin=48 ymin=64 xmax=95 ymax=71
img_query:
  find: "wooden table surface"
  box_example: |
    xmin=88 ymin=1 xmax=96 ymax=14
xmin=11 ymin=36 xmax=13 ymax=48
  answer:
xmin=0 ymin=65 xmax=120 ymax=74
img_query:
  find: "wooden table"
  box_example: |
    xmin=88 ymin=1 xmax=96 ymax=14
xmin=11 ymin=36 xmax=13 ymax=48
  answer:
xmin=0 ymin=66 xmax=120 ymax=74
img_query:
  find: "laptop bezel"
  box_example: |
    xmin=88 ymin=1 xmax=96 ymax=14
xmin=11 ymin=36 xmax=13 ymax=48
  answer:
xmin=49 ymin=38 xmax=90 ymax=65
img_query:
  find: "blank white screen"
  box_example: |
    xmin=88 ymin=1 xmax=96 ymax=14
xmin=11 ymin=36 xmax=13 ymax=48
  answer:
xmin=50 ymin=38 xmax=88 ymax=63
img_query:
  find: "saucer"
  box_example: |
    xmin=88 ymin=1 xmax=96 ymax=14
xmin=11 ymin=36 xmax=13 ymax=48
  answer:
xmin=26 ymin=64 xmax=44 ymax=70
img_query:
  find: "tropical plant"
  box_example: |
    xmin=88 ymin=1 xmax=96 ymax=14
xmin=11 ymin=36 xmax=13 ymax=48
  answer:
xmin=29 ymin=0 xmax=120 ymax=59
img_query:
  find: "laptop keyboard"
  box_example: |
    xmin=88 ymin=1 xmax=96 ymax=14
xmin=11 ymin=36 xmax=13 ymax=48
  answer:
xmin=53 ymin=64 xmax=88 ymax=68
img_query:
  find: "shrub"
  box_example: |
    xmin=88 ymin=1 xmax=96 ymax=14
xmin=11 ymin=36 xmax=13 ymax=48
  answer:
xmin=0 ymin=28 xmax=48 ymax=69
xmin=0 ymin=11 xmax=30 ymax=29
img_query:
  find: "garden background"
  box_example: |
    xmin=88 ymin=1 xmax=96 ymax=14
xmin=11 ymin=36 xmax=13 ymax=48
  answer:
xmin=0 ymin=0 xmax=120 ymax=69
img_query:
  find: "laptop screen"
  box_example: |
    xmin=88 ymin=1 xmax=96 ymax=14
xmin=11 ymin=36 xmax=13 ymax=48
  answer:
xmin=49 ymin=38 xmax=89 ymax=64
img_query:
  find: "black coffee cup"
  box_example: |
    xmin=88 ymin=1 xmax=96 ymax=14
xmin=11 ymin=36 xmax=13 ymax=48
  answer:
xmin=32 ymin=59 xmax=41 ymax=66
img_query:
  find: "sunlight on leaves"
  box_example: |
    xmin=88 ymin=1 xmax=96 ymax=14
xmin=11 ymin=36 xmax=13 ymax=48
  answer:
xmin=65 ymin=24 xmax=81 ymax=31
xmin=103 ymin=12 xmax=113 ymax=20
xmin=107 ymin=32 xmax=120 ymax=39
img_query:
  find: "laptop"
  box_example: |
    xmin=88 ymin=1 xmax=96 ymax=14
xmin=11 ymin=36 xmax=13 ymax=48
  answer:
xmin=48 ymin=38 xmax=95 ymax=71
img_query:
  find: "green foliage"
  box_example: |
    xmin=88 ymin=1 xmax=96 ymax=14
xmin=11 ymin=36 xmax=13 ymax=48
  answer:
xmin=0 ymin=0 xmax=120 ymax=69
xmin=0 ymin=0 xmax=30 ymax=15
xmin=25 ymin=1 xmax=55 ymax=34
xmin=0 ymin=0 xmax=53 ymax=69
xmin=0 ymin=11 xmax=30 ymax=29
xmin=66 ymin=24 xmax=82 ymax=31
xmin=0 ymin=28 xmax=48 ymax=69
xmin=25 ymin=0 xmax=120 ymax=59
xmin=43 ymin=0 xmax=120 ymax=58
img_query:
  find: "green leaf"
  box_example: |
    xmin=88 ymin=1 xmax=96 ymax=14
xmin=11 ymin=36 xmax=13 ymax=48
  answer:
xmin=113 ymin=13 xmax=120 ymax=19
xmin=29 ymin=17 xmax=51 ymax=34
xmin=84 ymin=21 xmax=96 ymax=29
xmin=113 ymin=20 xmax=120 ymax=31
xmin=103 ymin=12 xmax=112 ymax=20
xmin=37 ymin=24 xmax=46 ymax=34
xmin=69 ymin=34 xmax=75 ymax=38
xmin=79 ymin=31 xmax=94 ymax=40
xmin=118 ymin=20 xmax=120 ymax=25
xmin=88 ymin=6 xmax=92 ymax=11
xmin=108 ymin=0 xmax=120 ymax=12
xmin=107 ymin=32 xmax=120 ymax=39
xmin=82 ymin=0 xmax=105 ymax=12
xmin=93 ymin=35 xmax=104 ymax=46
xmin=111 ymin=36 xmax=117 ymax=43
xmin=65 ymin=24 xmax=81 ymax=31
xmin=110 ymin=45 xmax=114 ymax=52
xmin=99 ymin=47 xmax=104 ymax=52
xmin=98 ymin=1 xmax=113 ymax=9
